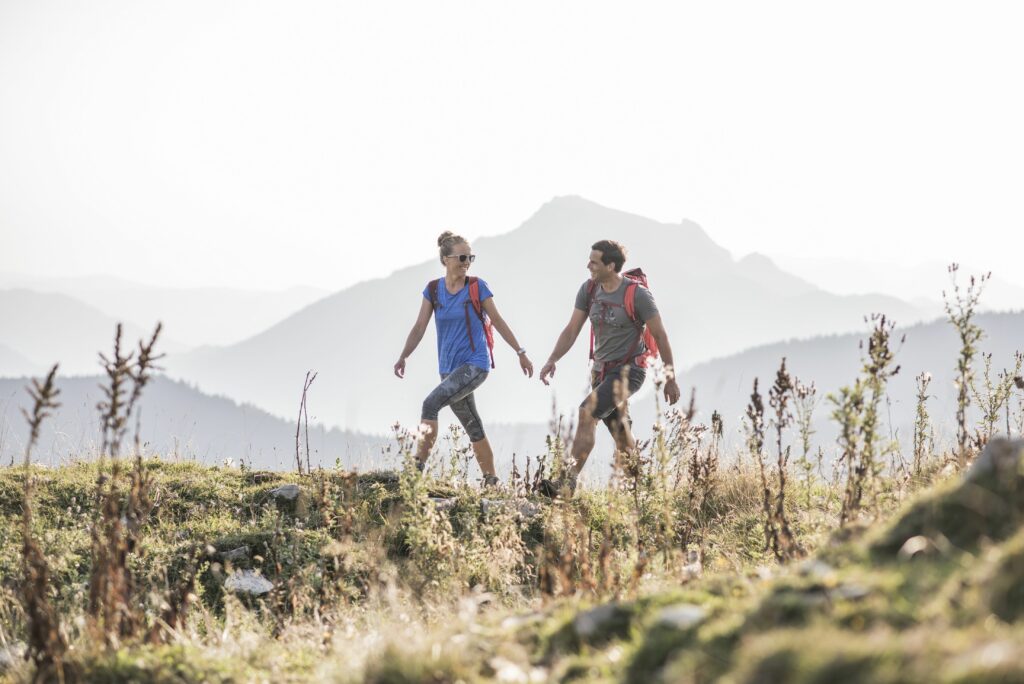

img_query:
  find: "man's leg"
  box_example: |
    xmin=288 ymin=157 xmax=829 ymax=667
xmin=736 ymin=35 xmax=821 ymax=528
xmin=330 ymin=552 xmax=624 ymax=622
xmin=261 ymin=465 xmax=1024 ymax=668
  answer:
xmin=569 ymin=404 xmax=600 ymax=477
xmin=604 ymin=406 xmax=638 ymax=476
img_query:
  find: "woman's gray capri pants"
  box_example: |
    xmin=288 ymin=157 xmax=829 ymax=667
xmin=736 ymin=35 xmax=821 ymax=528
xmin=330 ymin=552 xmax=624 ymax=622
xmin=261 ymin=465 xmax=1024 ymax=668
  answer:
xmin=421 ymin=363 xmax=489 ymax=442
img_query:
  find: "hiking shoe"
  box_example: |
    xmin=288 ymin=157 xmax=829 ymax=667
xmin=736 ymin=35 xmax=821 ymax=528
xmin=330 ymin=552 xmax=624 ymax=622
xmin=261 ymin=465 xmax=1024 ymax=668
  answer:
xmin=538 ymin=477 xmax=576 ymax=499
xmin=415 ymin=459 xmax=426 ymax=473
xmin=482 ymin=474 xmax=500 ymax=489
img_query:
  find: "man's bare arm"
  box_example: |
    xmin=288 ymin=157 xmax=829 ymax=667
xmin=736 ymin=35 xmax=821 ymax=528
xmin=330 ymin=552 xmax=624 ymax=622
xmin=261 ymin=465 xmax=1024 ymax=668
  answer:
xmin=645 ymin=314 xmax=681 ymax=404
xmin=539 ymin=308 xmax=588 ymax=385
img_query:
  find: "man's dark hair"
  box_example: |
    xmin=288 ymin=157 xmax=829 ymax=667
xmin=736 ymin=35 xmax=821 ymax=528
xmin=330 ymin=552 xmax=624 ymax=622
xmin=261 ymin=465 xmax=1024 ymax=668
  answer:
xmin=591 ymin=239 xmax=627 ymax=273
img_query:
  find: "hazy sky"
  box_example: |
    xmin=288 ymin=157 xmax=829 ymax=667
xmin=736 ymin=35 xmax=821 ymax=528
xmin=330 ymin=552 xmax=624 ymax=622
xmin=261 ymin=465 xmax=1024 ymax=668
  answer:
xmin=2 ymin=1 xmax=1022 ymax=292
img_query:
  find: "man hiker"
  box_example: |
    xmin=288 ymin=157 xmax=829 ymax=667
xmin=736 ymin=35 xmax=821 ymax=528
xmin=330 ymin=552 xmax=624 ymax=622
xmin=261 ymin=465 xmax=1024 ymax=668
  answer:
xmin=538 ymin=239 xmax=680 ymax=495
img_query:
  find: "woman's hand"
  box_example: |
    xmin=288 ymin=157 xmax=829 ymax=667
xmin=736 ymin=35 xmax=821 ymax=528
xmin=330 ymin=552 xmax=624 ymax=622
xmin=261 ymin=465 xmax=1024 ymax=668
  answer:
xmin=393 ymin=357 xmax=407 ymax=379
xmin=519 ymin=353 xmax=534 ymax=378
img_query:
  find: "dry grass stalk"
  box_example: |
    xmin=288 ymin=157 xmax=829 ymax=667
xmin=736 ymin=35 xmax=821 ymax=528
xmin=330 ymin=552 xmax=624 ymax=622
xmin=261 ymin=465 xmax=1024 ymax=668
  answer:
xmin=19 ymin=364 xmax=73 ymax=682
xmin=88 ymin=324 xmax=162 ymax=648
xmin=764 ymin=359 xmax=804 ymax=562
xmin=295 ymin=371 xmax=318 ymax=475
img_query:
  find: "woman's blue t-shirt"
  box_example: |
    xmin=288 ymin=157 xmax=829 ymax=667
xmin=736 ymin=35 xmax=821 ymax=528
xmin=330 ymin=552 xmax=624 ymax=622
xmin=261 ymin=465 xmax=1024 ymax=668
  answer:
xmin=422 ymin=278 xmax=494 ymax=375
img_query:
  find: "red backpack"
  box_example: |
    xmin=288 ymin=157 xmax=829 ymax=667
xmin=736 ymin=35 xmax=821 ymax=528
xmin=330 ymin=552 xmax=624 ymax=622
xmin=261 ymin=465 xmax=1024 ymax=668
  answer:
xmin=586 ymin=267 xmax=660 ymax=379
xmin=427 ymin=276 xmax=495 ymax=369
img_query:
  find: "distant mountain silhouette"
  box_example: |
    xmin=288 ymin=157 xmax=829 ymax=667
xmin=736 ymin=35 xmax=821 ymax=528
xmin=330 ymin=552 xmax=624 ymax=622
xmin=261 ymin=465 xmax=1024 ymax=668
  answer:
xmin=0 ymin=375 xmax=388 ymax=471
xmin=0 ymin=289 xmax=187 ymax=376
xmin=629 ymin=310 xmax=1024 ymax=457
xmin=0 ymin=342 xmax=40 ymax=377
xmin=0 ymin=273 xmax=328 ymax=347
xmin=165 ymin=196 xmax=931 ymax=433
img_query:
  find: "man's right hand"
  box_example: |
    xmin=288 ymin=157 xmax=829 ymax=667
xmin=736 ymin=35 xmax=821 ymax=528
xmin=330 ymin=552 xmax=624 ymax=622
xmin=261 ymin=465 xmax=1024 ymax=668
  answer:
xmin=393 ymin=357 xmax=406 ymax=378
xmin=539 ymin=360 xmax=556 ymax=386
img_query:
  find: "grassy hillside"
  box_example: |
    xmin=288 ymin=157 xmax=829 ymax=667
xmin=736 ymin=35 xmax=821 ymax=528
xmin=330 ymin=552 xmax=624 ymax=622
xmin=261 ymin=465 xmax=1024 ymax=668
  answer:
xmin=2 ymin=430 xmax=1022 ymax=682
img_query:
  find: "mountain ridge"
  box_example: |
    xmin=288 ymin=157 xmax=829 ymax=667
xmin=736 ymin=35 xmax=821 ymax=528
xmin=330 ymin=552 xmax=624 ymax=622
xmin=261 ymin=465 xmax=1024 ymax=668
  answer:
xmin=164 ymin=196 xmax=932 ymax=434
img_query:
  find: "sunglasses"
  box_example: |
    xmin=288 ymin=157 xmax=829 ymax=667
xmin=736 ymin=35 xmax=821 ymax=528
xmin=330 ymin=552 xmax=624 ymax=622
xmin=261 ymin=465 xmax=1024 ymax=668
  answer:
xmin=445 ymin=254 xmax=476 ymax=263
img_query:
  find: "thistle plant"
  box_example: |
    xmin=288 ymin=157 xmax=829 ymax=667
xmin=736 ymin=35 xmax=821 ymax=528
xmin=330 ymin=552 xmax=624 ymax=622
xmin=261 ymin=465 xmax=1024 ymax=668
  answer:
xmin=969 ymin=351 xmax=1023 ymax=445
xmin=943 ymin=263 xmax=990 ymax=468
xmin=830 ymin=379 xmax=865 ymax=526
xmin=791 ymin=379 xmax=818 ymax=508
xmin=834 ymin=314 xmax=901 ymax=524
xmin=1014 ymin=374 xmax=1024 ymax=437
xmin=912 ymin=372 xmax=934 ymax=477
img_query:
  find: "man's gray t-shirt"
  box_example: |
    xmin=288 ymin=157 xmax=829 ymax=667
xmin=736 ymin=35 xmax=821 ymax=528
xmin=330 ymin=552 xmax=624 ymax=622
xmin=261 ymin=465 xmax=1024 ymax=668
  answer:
xmin=574 ymin=278 xmax=659 ymax=364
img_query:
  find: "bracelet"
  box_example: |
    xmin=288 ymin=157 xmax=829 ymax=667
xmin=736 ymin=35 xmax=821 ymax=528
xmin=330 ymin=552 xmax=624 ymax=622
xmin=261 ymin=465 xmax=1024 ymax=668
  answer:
xmin=516 ymin=348 xmax=527 ymax=356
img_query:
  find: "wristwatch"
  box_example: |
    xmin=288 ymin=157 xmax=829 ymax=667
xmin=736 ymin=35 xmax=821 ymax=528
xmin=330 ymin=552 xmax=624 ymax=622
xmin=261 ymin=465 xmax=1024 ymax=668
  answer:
xmin=516 ymin=348 xmax=527 ymax=356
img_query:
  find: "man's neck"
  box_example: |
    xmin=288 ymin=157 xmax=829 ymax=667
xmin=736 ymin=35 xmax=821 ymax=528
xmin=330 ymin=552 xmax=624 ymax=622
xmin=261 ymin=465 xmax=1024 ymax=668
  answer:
xmin=598 ymin=273 xmax=623 ymax=292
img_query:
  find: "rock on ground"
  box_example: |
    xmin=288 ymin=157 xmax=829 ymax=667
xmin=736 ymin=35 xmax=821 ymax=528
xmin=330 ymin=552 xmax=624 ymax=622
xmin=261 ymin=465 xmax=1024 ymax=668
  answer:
xmin=224 ymin=570 xmax=274 ymax=596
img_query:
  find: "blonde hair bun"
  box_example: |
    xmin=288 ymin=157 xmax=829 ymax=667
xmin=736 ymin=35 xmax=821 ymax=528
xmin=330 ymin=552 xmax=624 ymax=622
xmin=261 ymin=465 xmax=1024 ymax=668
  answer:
xmin=437 ymin=231 xmax=456 ymax=247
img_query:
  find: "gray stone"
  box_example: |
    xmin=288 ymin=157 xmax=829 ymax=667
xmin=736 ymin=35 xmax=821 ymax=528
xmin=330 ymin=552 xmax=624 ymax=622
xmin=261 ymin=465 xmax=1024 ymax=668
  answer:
xmin=798 ymin=559 xmax=836 ymax=579
xmin=500 ymin=612 xmax=544 ymax=631
xmin=655 ymin=603 xmax=707 ymax=630
xmin=222 ymin=545 xmax=251 ymax=563
xmin=269 ymin=484 xmax=301 ymax=500
xmin=0 ymin=642 xmax=26 ymax=673
xmin=430 ymin=497 xmax=457 ymax=511
xmin=965 ymin=438 xmax=1024 ymax=484
xmin=831 ymin=584 xmax=871 ymax=601
xmin=898 ymin=535 xmax=935 ymax=561
xmin=224 ymin=570 xmax=274 ymax=596
xmin=574 ymin=603 xmax=619 ymax=639
xmin=480 ymin=498 xmax=542 ymax=520
xmin=517 ymin=501 xmax=542 ymax=519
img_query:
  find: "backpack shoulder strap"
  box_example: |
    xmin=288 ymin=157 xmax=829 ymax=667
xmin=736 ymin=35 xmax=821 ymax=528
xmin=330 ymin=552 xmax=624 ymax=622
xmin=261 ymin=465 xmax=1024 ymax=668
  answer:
xmin=427 ymin=279 xmax=441 ymax=310
xmin=586 ymin=279 xmax=600 ymax=309
xmin=624 ymin=282 xmax=640 ymax=323
xmin=467 ymin=276 xmax=482 ymax=314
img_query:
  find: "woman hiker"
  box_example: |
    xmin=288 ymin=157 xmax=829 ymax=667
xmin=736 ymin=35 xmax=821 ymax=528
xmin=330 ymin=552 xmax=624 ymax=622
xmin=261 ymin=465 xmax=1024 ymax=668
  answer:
xmin=393 ymin=231 xmax=534 ymax=485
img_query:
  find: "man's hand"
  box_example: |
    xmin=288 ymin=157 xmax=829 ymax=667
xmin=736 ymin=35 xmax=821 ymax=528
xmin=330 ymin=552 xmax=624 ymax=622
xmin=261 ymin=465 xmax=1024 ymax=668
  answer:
xmin=519 ymin=353 xmax=534 ymax=378
xmin=664 ymin=377 xmax=681 ymax=405
xmin=393 ymin=357 xmax=406 ymax=379
xmin=539 ymin=360 xmax=556 ymax=386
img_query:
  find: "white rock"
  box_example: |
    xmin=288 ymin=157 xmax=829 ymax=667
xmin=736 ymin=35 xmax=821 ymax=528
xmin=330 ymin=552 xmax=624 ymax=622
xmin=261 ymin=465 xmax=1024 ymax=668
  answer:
xmin=655 ymin=603 xmax=707 ymax=630
xmin=965 ymin=438 xmax=1024 ymax=484
xmin=224 ymin=570 xmax=274 ymax=596
xmin=574 ymin=603 xmax=619 ymax=639
xmin=269 ymin=484 xmax=301 ymax=500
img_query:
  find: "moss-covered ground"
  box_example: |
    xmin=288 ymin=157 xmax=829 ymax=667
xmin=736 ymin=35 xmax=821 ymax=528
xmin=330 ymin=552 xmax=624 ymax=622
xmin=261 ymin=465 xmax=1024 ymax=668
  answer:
xmin=1 ymin=446 xmax=1022 ymax=683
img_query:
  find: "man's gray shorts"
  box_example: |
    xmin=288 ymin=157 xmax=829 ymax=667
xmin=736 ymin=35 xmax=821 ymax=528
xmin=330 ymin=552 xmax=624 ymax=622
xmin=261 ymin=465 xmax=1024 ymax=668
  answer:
xmin=581 ymin=363 xmax=646 ymax=435
xmin=421 ymin=363 xmax=489 ymax=442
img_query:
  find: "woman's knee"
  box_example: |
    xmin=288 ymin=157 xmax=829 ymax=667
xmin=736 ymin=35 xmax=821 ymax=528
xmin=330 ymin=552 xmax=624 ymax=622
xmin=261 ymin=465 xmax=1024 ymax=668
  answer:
xmin=421 ymin=397 xmax=442 ymax=422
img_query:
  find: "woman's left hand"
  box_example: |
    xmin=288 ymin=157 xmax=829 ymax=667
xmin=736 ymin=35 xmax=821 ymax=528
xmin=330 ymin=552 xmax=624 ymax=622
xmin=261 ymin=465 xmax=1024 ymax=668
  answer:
xmin=519 ymin=354 xmax=534 ymax=378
